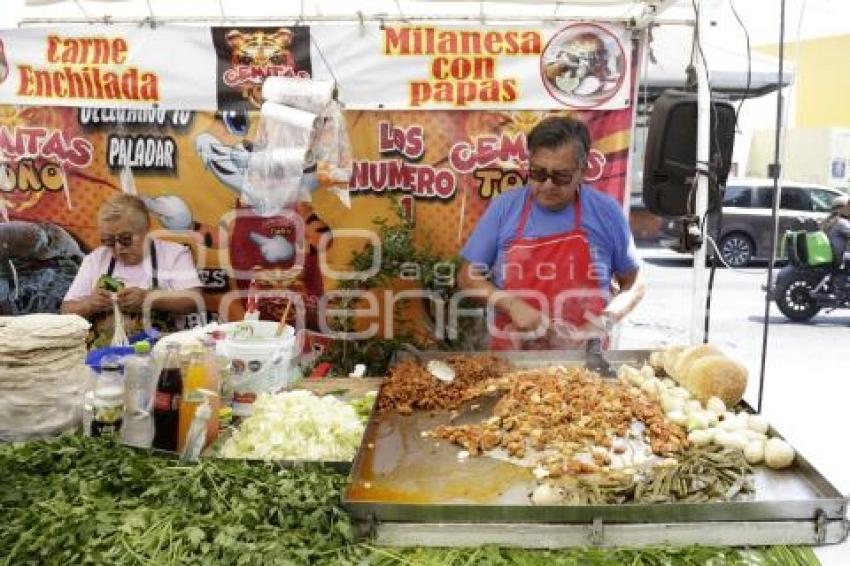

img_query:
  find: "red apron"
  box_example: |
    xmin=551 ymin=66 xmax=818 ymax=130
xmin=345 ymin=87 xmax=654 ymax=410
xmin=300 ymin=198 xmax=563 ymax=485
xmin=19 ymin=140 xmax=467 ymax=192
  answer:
xmin=491 ymin=190 xmax=607 ymax=350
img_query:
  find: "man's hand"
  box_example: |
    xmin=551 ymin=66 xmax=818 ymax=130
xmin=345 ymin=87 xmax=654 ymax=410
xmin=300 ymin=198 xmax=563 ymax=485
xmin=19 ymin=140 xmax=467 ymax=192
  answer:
xmin=507 ymin=298 xmax=545 ymax=332
xmin=117 ymin=287 xmax=148 ymax=314
xmin=85 ymin=289 xmax=113 ymax=316
xmin=562 ymin=313 xmax=615 ymax=342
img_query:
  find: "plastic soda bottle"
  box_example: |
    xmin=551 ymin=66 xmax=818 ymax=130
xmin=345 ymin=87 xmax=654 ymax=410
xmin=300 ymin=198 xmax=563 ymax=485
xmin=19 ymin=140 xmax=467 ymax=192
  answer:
xmin=121 ymin=341 xmax=155 ymax=448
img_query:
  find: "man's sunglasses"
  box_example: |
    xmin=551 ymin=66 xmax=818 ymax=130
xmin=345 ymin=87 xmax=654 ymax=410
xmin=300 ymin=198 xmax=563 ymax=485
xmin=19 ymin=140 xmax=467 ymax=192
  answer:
xmin=528 ymin=166 xmax=580 ymax=186
xmin=100 ymin=232 xmax=136 ymax=247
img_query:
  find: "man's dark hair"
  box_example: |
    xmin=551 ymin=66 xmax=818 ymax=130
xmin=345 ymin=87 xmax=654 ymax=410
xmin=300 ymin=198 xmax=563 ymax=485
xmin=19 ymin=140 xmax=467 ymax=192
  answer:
xmin=527 ymin=115 xmax=591 ymax=165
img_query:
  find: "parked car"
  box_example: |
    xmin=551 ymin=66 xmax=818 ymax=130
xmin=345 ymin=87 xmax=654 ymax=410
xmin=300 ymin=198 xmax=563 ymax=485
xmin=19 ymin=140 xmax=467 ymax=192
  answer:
xmin=663 ymin=178 xmax=848 ymax=267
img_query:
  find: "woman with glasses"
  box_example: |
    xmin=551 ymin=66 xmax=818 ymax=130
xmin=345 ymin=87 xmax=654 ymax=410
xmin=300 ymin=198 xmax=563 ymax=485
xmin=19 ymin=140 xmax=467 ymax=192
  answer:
xmin=459 ymin=115 xmax=644 ymax=350
xmin=61 ymin=194 xmax=203 ymax=347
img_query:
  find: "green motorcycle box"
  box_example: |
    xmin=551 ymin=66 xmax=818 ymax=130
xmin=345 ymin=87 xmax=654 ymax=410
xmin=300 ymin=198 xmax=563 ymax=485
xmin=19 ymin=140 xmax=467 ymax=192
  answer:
xmin=782 ymin=230 xmax=834 ymax=267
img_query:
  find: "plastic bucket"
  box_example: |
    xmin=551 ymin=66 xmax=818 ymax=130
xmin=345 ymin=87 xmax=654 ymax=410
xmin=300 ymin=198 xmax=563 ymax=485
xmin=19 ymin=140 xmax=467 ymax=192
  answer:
xmin=218 ymin=321 xmax=297 ymax=416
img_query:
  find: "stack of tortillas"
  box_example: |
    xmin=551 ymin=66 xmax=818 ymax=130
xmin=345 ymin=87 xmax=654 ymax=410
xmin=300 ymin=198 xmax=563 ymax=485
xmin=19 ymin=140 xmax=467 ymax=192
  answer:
xmin=0 ymin=314 xmax=91 ymax=440
xmin=652 ymin=344 xmax=748 ymax=407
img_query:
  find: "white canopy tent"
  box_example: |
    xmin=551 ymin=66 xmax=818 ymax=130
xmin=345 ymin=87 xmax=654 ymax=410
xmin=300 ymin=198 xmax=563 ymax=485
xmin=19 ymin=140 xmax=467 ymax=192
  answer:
xmin=6 ymin=0 xmax=791 ymax=346
xmin=12 ymin=0 xmax=791 ymax=98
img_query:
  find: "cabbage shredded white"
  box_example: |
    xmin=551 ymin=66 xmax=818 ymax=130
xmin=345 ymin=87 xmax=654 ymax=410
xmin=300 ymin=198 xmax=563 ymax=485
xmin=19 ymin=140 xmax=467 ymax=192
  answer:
xmin=219 ymin=390 xmax=365 ymax=461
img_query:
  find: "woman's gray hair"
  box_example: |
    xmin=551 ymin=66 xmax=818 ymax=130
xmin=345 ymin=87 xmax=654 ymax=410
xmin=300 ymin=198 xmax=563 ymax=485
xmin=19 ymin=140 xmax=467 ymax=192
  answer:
xmin=97 ymin=194 xmax=150 ymax=231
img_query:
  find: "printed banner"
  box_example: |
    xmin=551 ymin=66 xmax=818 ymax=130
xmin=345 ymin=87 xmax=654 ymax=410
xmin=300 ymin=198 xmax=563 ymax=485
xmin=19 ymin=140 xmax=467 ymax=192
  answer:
xmin=211 ymin=26 xmax=313 ymax=113
xmin=347 ymin=108 xmax=634 ymax=260
xmin=0 ymin=22 xmax=636 ymax=338
xmin=0 ymin=26 xmax=216 ymax=110
xmin=312 ymin=22 xmax=633 ymax=110
xmin=0 ymin=22 xmax=632 ymax=111
xmin=0 ymin=105 xmax=633 ymax=321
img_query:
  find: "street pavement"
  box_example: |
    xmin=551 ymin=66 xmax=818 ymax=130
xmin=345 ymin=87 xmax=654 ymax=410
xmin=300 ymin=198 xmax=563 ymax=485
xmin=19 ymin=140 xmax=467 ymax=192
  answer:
xmin=621 ymin=246 xmax=850 ymax=563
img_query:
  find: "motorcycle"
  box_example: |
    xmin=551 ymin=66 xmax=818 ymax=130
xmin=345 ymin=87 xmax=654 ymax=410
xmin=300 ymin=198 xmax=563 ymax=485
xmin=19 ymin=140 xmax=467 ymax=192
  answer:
xmin=773 ymin=264 xmax=850 ymax=321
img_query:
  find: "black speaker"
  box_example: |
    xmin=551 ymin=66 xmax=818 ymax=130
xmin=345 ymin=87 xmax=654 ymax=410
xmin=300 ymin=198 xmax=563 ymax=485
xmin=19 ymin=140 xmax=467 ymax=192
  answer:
xmin=642 ymin=90 xmax=736 ymax=217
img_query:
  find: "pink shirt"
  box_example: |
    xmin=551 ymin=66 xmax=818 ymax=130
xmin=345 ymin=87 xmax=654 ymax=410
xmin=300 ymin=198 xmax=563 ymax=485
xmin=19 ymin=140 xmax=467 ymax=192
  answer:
xmin=64 ymin=239 xmax=202 ymax=302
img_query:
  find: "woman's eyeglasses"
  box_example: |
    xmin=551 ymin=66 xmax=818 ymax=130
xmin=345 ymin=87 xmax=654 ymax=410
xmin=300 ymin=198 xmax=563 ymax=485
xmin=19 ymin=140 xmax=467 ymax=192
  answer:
xmin=100 ymin=232 xmax=136 ymax=247
xmin=528 ymin=166 xmax=579 ymax=186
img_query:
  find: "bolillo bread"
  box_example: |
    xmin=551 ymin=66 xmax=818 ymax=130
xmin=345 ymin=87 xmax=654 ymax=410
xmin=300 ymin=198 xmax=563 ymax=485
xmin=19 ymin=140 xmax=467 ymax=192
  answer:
xmin=682 ymin=355 xmax=748 ymax=407
xmin=671 ymin=344 xmax=722 ymax=381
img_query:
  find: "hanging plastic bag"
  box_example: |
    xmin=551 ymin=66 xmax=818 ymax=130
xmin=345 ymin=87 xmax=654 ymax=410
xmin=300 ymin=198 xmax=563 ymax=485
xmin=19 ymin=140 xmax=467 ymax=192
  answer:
xmin=110 ymin=294 xmax=129 ymax=347
xmin=300 ymin=100 xmax=354 ymax=206
xmin=242 ymin=102 xmax=317 ymax=216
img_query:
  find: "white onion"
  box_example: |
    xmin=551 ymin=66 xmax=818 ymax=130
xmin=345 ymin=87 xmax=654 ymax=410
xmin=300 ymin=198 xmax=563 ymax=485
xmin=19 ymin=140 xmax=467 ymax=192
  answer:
xmin=649 ymin=351 xmax=665 ymax=372
xmin=706 ymin=396 xmax=726 ymax=414
xmin=531 ymin=483 xmax=563 ymax=505
xmin=667 ymin=409 xmax=688 ymax=427
xmin=670 ymin=387 xmax=691 ymax=400
xmin=747 ymin=415 xmax=770 ymax=434
xmin=741 ymin=429 xmax=767 ymax=442
xmin=641 ymin=377 xmax=662 ymax=398
xmin=683 ymin=400 xmax=703 ymax=415
xmin=764 ymin=438 xmax=795 ymax=469
xmin=715 ymin=430 xmax=747 ymax=451
xmin=719 ymin=414 xmax=746 ymax=432
xmin=688 ymin=429 xmax=713 ymax=447
xmin=728 ymin=431 xmax=750 ymax=451
xmin=661 ymin=393 xmax=684 ymax=413
xmin=686 ymin=412 xmax=711 ymax=431
xmin=744 ymin=440 xmax=765 ymax=464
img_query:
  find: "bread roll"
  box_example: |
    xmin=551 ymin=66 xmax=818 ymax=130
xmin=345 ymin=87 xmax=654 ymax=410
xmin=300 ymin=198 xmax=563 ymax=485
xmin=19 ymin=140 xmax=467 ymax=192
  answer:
xmin=672 ymin=344 xmax=721 ymax=382
xmin=661 ymin=345 xmax=685 ymax=377
xmin=684 ymin=355 xmax=748 ymax=407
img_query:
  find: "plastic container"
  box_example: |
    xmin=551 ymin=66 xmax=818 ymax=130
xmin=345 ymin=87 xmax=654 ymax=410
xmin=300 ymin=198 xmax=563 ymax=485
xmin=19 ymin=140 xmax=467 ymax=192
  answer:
xmin=152 ymin=342 xmax=183 ymax=451
xmin=180 ymin=389 xmax=217 ymax=462
xmin=85 ymin=329 xmax=160 ymax=373
xmin=90 ymin=357 xmax=124 ymax=437
xmin=177 ymin=340 xmax=220 ymax=452
xmin=121 ymin=341 xmax=155 ymax=448
xmin=218 ymin=364 xmax=234 ymax=428
xmin=81 ymin=366 xmax=98 ymax=437
xmin=218 ymin=321 xmax=297 ymax=417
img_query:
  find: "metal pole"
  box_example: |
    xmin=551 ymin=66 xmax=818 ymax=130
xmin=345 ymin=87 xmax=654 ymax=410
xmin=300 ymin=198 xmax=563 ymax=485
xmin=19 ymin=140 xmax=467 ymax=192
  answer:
xmin=689 ymin=0 xmax=710 ymax=344
xmin=757 ymin=0 xmax=786 ymax=414
xmin=17 ymin=15 xmax=697 ymax=27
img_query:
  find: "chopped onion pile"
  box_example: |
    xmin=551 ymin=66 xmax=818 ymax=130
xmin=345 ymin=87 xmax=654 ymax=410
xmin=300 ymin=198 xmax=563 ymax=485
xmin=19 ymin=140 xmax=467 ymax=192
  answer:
xmin=220 ymin=390 xmax=365 ymax=461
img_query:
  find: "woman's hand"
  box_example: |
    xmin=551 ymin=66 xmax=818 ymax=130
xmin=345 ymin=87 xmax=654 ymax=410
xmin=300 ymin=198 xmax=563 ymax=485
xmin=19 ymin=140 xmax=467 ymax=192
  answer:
xmin=85 ymin=289 xmax=114 ymax=316
xmin=117 ymin=287 xmax=148 ymax=314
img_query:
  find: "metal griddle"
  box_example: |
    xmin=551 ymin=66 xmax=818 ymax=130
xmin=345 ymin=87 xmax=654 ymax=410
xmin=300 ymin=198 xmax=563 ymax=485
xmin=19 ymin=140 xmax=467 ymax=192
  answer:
xmin=343 ymin=350 xmax=849 ymax=547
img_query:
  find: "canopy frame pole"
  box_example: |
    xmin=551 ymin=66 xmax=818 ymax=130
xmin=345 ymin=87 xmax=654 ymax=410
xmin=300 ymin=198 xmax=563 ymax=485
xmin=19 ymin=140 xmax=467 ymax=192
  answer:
xmin=757 ymin=0 xmax=787 ymax=415
xmin=19 ymin=15 xmax=694 ymax=27
xmin=689 ymin=0 xmax=711 ymax=344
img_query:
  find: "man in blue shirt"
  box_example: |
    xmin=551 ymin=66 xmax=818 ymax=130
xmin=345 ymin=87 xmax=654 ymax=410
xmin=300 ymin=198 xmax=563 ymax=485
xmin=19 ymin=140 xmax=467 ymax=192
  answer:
xmin=459 ymin=116 xmax=644 ymax=349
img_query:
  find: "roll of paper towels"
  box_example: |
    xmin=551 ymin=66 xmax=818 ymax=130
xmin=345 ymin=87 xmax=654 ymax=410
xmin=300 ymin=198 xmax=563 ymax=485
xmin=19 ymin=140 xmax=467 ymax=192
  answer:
xmin=262 ymin=77 xmax=335 ymax=113
xmin=261 ymin=101 xmax=318 ymax=132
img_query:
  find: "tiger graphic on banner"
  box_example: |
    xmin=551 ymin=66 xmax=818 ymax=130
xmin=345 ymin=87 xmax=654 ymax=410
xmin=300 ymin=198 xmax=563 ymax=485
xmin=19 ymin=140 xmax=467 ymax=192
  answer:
xmin=214 ymin=27 xmax=312 ymax=111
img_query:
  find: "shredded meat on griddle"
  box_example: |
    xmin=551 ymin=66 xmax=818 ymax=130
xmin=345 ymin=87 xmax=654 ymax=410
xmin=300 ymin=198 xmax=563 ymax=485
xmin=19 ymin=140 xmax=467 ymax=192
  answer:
xmin=376 ymin=355 xmax=510 ymax=415
xmin=431 ymin=367 xmax=688 ymax=473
